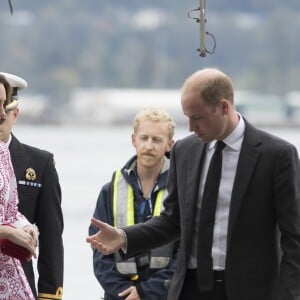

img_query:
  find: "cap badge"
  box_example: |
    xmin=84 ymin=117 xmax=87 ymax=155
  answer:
xmin=25 ymin=167 xmax=36 ymax=181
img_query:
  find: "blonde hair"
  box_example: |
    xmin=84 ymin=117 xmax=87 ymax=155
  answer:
xmin=133 ymin=106 xmax=175 ymax=140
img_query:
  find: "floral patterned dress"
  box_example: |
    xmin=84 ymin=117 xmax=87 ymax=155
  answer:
xmin=0 ymin=142 xmax=35 ymax=300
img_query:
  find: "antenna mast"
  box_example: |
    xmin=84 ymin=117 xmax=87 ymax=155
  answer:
xmin=188 ymin=0 xmax=216 ymax=57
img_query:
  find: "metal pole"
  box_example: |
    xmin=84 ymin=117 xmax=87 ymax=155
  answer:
xmin=198 ymin=0 xmax=206 ymax=56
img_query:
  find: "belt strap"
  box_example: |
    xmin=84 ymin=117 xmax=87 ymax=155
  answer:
xmin=213 ymin=270 xmax=225 ymax=282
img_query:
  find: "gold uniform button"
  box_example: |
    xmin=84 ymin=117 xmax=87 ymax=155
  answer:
xmin=130 ymin=274 xmax=139 ymax=281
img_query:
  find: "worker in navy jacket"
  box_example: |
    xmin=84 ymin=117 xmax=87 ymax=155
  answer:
xmin=89 ymin=107 xmax=179 ymax=300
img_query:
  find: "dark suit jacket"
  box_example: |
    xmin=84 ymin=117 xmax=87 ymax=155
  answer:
xmin=124 ymin=120 xmax=300 ymax=300
xmin=9 ymin=134 xmax=64 ymax=300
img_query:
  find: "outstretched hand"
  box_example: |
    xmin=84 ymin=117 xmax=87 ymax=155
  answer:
xmin=86 ymin=217 xmax=126 ymax=255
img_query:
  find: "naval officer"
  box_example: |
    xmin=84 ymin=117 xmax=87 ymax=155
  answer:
xmin=0 ymin=72 xmax=64 ymax=300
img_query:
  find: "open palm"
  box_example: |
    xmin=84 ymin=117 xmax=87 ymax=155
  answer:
xmin=86 ymin=217 xmax=125 ymax=255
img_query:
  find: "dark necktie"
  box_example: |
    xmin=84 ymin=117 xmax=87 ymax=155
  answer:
xmin=197 ymin=140 xmax=226 ymax=292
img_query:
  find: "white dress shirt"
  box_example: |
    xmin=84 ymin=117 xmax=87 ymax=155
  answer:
xmin=188 ymin=113 xmax=245 ymax=269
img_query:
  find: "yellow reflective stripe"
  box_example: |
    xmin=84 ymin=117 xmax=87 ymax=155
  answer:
xmin=113 ymin=170 xmax=135 ymax=227
xmin=113 ymin=171 xmax=165 ymax=225
xmin=37 ymin=287 xmax=63 ymax=300
xmin=113 ymin=170 xmax=121 ymax=227
xmin=153 ymin=190 xmax=164 ymax=216
xmin=127 ymin=185 xmax=135 ymax=225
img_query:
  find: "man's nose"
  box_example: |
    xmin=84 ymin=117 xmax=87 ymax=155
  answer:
xmin=145 ymin=139 xmax=154 ymax=149
xmin=189 ymin=119 xmax=196 ymax=132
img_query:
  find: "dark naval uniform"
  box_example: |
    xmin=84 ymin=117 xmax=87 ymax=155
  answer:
xmin=9 ymin=133 xmax=64 ymax=300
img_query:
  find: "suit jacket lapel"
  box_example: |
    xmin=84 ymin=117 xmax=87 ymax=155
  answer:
xmin=184 ymin=136 xmax=206 ymax=247
xmin=227 ymin=122 xmax=261 ymax=247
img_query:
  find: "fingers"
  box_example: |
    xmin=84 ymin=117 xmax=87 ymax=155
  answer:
xmin=16 ymin=228 xmax=38 ymax=255
xmin=23 ymin=225 xmax=39 ymax=247
xmin=91 ymin=217 xmax=106 ymax=229
xmin=25 ymin=236 xmax=37 ymax=256
xmin=118 ymin=286 xmax=140 ymax=300
xmin=86 ymin=238 xmax=108 ymax=253
xmin=87 ymin=218 xmax=125 ymax=255
xmin=30 ymin=225 xmax=39 ymax=241
xmin=118 ymin=286 xmax=132 ymax=297
xmin=86 ymin=233 xmax=98 ymax=244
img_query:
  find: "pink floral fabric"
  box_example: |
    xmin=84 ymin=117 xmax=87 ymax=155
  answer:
xmin=0 ymin=142 xmax=34 ymax=300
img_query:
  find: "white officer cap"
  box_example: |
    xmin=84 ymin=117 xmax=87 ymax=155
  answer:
xmin=0 ymin=72 xmax=27 ymax=98
xmin=0 ymin=72 xmax=28 ymax=111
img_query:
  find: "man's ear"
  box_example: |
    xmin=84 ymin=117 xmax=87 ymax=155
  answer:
xmin=12 ymin=107 xmax=20 ymax=121
xmin=167 ymin=139 xmax=174 ymax=152
xmin=131 ymin=133 xmax=136 ymax=147
xmin=220 ymin=99 xmax=229 ymax=115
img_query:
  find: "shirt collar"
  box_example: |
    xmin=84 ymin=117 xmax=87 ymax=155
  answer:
xmin=5 ymin=134 xmax=12 ymax=147
xmin=209 ymin=112 xmax=245 ymax=151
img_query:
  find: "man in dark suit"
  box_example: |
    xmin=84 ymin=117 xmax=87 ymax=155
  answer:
xmin=0 ymin=72 xmax=64 ymax=300
xmin=87 ymin=68 xmax=300 ymax=300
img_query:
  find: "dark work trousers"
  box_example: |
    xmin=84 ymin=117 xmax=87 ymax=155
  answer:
xmin=179 ymin=270 xmax=227 ymax=300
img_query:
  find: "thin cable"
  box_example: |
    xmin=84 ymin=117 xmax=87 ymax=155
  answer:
xmin=8 ymin=0 xmax=13 ymax=15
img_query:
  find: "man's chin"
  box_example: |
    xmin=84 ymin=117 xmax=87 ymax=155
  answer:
xmin=195 ymin=132 xmax=215 ymax=143
xmin=195 ymin=133 xmax=205 ymax=142
xmin=0 ymin=134 xmax=8 ymax=144
xmin=140 ymin=157 xmax=157 ymax=167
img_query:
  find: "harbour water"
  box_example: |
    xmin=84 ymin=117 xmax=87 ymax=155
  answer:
xmin=13 ymin=123 xmax=300 ymax=300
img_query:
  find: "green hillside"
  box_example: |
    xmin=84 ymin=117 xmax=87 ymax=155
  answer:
xmin=0 ymin=1 xmax=300 ymax=106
